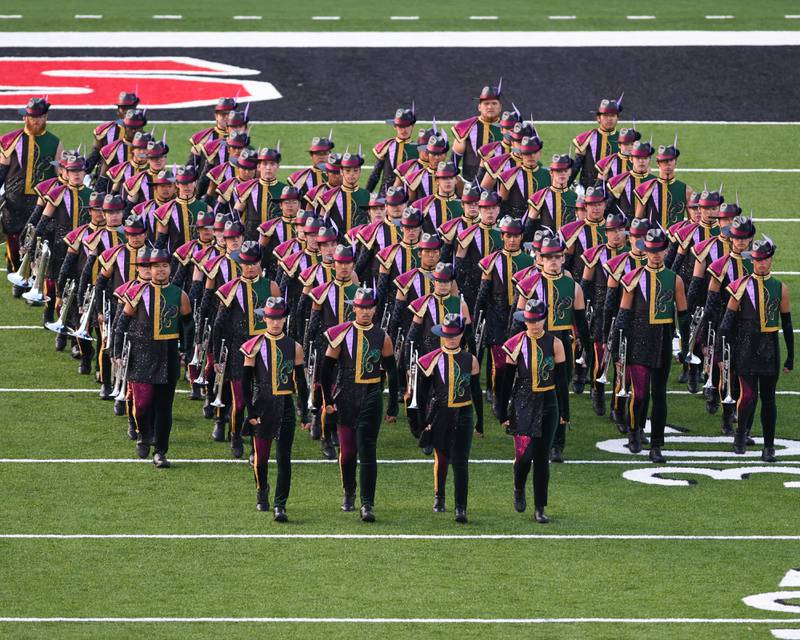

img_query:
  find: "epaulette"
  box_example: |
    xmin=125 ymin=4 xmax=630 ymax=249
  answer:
xmin=621 ymin=266 xmax=645 ymax=293
xmin=394 ymin=268 xmax=420 ymax=295
xmin=456 ymin=222 xmax=481 ymax=249
xmin=173 ymin=240 xmax=197 ymax=265
xmin=240 ymin=334 xmax=265 ymax=358
xmin=99 ymin=139 xmax=124 ymax=164
xmin=304 ymin=182 xmax=327 ymax=207
xmin=607 ymin=171 xmax=630 ymax=199
xmin=215 ymin=177 xmax=237 ymax=202
xmin=288 ymin=167 xmax=312 ymax=188
xmin=63 ymin=224 xmax=89 ymax=250
xmin=346 ymin=224 xmax=363 ymax=245
xmin=501 ymin=330 xmax=527 ymax=361
xmin=192 ymin=244 xmax=215 ymax=267
xmin=355 ymin=219 xmax=382 ymax=249
xmin=154 ymin=201 xmax=174 ymax=226
xmin=402 ymin=165 xmax=427 ymax=190
xmin=707 ymin=254 xmax=731 ymax=283
xmin=45 ymin=183 xmax=67 ymax=207
xmin=372 ymin=137 xmax=393 ymax=159
xmin=215 ymin=276 xmax=241 ymax=306
xmin=317 ymin=186 xmax=341 ymax=212
xmin=675 ymin=222 xmax=699 ymax=250
xmin=667 ymin=219 xmax=688 ymax=242
xmin=105 ymin=162 xmax=129 ymax=184
xmin=527 ymin=187 xmax=549 ymax=211
xmin=412 ymin=194 xmax=436 ymax=214
xmin=274 ymin=238 xmax=300 ymax=264
xmin=309 ymin=277 xmax=335 ymax=304
xmin=418 ymin=348 xmax=444 ymax=376
xmin=189 ymin=127 xmax=215 ymax=150
xmin=485 ymin=152 xmax=512 ymax=180
xmin=201 ymin=252 xmax=226 ymax=278
xmin=581 ymin=243 xmax=605 ymax=269
xmin=409 ymin=293 xmax=431 ymax=317
xmin=206 ymin=163 xmax=229 ymax=185
xmin=126 ymin=280 xmax=148 ymax=306
xmin=594 ymin=154 xmax=615 ymax=176
xmin=478 ymin=140 xmax=503 ymax=161
xmin=201 ymin=138 xmax=225 ymax=162
xmin=499 ymin=164 xmax=522 ymax=189
xmin=394 ymin=158 xmax=419 ymax=180
xmin=559 ymin=219 xmax=585 ymax=248
xmin=726 ymin=275 xmax=751 ymax=301
xmin=516 ymin=270 xmax=542 ymax=298
xmin=451 ymin=116 xmax=479 ymax=142
xmin=691 ymin=236 xmax=719 ymax=262
xmin=100 ymin=243 xmax=125 ymax=269
xmin=113 ymin=279 xmax=135 ymax=300
xmin=33 ymin=177 xmax=60 ymax=199
xmin=571 ymin=129 xmax=595 ymax=155
xmin=376 ymin=243 xmax=399 ymax=269
xmin=603 ymin=251 xmax=631 ymax=281
xmin=325 ymin=321 xmax=353 ymax=349
xmin=235 ymin=178 xmax=259 ymax=201
xmin=512 ymin=264 xmax=537 ymax=286
xmin=438 ymin=216 xmax=463 ymax=242
xmin=478 ymin=250 xmax=501 ymax=275
xmin=131 ymin=200 xmax=150 ymax=216
xmin=299 ymin=263 xmax=321 ymax=286
xmin=82 ymin=226 xmax=107 ymax=252
xmin=0 ymin=129 xmax=24 ymax=158
xmin=124 ymin=171 xmax=148 ymax=195
xmin=635 ymin=178 xmax=659 ymax=204
xmin=93 ymin=120 xmax=117 ymax=141
xmin=282 ymin=250 xmax=307 ymax=277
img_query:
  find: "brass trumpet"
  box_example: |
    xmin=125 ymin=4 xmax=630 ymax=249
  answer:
xmin=45 ymin=279 xmax=76 ymax=334
xmin=113 ymin=334 xmax=131 ymax=402
xmin=22 ymin=239 xmax=51 ymax=305
xmin=71 ymin=285 xmax=96 ymax=341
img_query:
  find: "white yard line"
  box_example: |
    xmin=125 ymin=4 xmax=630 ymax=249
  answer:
xmin=706 ymin=15 xmax=735 ymax=20
xmin=627 ymin=15 xmax=656 ymax=20
xmin=311 ymin=16 xmax=341 ymax=21
xmin=0 ymin=616 xmax=798 ymax=624
xmin=152 ymin=15 xmax=183 ymax=20
xmin=1 ymin=458 xmax=798 ymax=465
xmin=74 ymin=15 xmax=103 ymax=19
xmin=549 ymin=16 xmax=576 ymax=20
xmin=2 ymin=119 xmax=799 ymax=126
xmin=233 ymin=16 xmax=262 ymax=21
xmin=469 ymin=16 xmax=499 ymax=21
xmin=0 ymin=326 xmax=44 ymax=329
xmin=2 ymin=533 xmax=800 ymax=542
xmin=2 ymin=31 xmax=800 ymax=47
xmin=390 ymin=16 xmax=420 ymax=21
xmin=0 ymin=15 xmax=22 ymax=19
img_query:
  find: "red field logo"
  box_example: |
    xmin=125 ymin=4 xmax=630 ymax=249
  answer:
xmin=0 ymin=56 xmax=281 ymax=109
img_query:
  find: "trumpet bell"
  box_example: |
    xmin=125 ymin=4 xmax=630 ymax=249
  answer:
xmin=114 ymin=387 xmax=127 ymax=402
xmin=616 ymin=388 xmax=630 ymax=398
xmin=22 ymin=288 xmax=50 ymax=305
xmin=687 ymin=353 xmax=701 ymax=365
xmin=596 ymin=373 xmax=608 ymax=384
xmin=7 ymin=272 xmax=31 ymax=287
xmin=722 ymin=394 xmax=736 ymax=405
xmin=44 ymin=320 xmax=71 ymax=335
xmin=194 ymin=374 xmax=206 ymax=386
xmin=210 ymin=398 xmax=226 ymax=408
xmin=70 ymin=328 xmax=95 ymax=341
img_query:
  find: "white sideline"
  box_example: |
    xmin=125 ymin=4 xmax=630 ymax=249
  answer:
xmin=2 ymin=533 xmax=800 ymax=541
xmin=0 ymin=616 xmax=799 ymax=624
xmin=3 ymin=31 xmax=800 ymax=47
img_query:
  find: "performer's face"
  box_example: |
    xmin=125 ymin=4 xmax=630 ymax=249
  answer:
xmin=632 ymin=156 xmax=650 ymax=174
xmin=319 ymin=241 xmax=336 ymax=258
xmin=214 ymin=112 xmax=230 ymax=130
xmin=310 ymin=150 xmax=328 ymax=166
xmin=342 ymin=167 xmax=361 ymax=187
xmin=368 ymin=205 xmax=386 ymax=222
xmin=437 ymin=176 xmax=456 ymax=194
xmin=149 ymin=156 xmax=166 ymax=171
xmin=24 ymin=115 xmax=47 ymax=134
xmin=420 ymin=248 xmax=440 ymax=268
xmin=67 ymin=169 xmax=85 ymax=186
xmin=137 ymin=265 xmax=151 ymax=280
xmin=434 ymin=280 xmax=452 ymax=296
xmin=225 ymin=235 xmax=243 ymax=252
xmin=354 ymin=305 xmax=376 ymax=325
xmin=151 ymin=262 xmax=170 ymax=282
xmin=700 ymin=206 xmax=719 ymax=222
xmin=753 ymin=257 xmax=773 ymax=275
xmin=395 ymin=124 xmax=412 ymax=140
xmin=280 ymin=200 xmax=300 ymax=217
xmin=334 ymin=260 xmax=353 ymax=280
xmin=237 ymin=167 xmax=256 ymax=181
xmin=658 ymin=158 xmax=677 ymax=176
xmin=90 ymin=207 xmax=105 ymax=225
xmin=619 ymin=141 xmax=634 ymax=155
xmin=327 ymin=172 xmax=343 ymax=187
xmin=585 ymin=201 xmax=605 ymax=221
xmin=525 ymin=319 xmax=546 ymax=334
xmin=542 ymin=254 xmax=563 ymax=275
xmin=597 ymin=113 xmax=618 ymax=131
xmin=646 ymin=249 xmax=667 ymax=268
xmin=479 ymin=205 xmax=499 ymax=225
xmin=550 ymin=168 xmax=570 ymax=188
xmin=105 ymin=211 xmax=123 ymax=227
xmin=387 ymin=204 xmax=405 ymax=220
xmin=241 ymin=263 xmax=261 ymax=279
xmin=259 ymin=160 xmax=279 ymax=181
xmin=403 ymin=226 xmax=421 ymax=243
xmin=463 ymin=203 xmax=479 ymax=218
xmin=606 ymin=227 xmax=626 ymax=247
xmin=178 ymin=183 xmax=196 ymax=199
xmin=266 ymin=317 xmax=285 ymax=335
xmin=442 ymin=334 xmax=462 ymax=350
xmin=688 ymin=205 xmax=701 ymax=223
xmin=521 ymin=151 xmax=541 ymax=167
xmin=198 ymin=227 xmax=214 ymax=242
xmin=479 ymin=99 xmax=501 ymax=120
xmin=502 ymin=232 xmax=522 ymax=252
xmin=128 ymin=232 xmax=146 ymax=248
xmin=155 ymin=184 xmax=177 ymax=201
xmin=731 ymin=237 xmax=751 ymax=254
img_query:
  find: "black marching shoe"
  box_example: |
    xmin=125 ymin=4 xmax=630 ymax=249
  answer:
xmin=641 ymin=430 xmax=650 ymax=445
xmin=514 ymin=489 xmax=527 ymax=513
xmin=115 ymin=399 xmax=128 ymax=417
xmin=189 ymin=383 xmax=203 ymax=400
xmin=571 ymin=377 xmax=585 ymax=395
xmin=99 ymin=383 xmax=113 ymax=401
xmin=273 ymin=506 xmax=288 ymax=522
xmin=310 ymin=418 xmax=321 ymax=441
xmin=321 ymin=436 xmax=336 ymax=460
xmin=761 ymin=447 xmax=776 ymax=463
xmin=687 ymin=366 xmax=700 ymax=394
xmin=202 ymin=399 xmax=214 ymax=419
xmin=592 ymin=388 xmax=606 ymax=416
xmin=648 ymin=446 xmax=666 ymax=463
xmin=360 ymin=504 xmax=375 ymax=523
xmin=677 ymin=364 xmax=689 ymax=384
xmin=627 ymin=429 xmax=642 ymax=454
xmin=153 ymin=452 xmax=170 ymax=468
xmin=721 ymin=412 xmax=735 ymax=436
xmin=534 ymin=508 xmax=550 ymax=524
xmin=433 ymin=495 xmax=445 ymax=513
xmin=211 ymin=420 xmax=225 ymax=442
xmin=127 ymin=416 xmax=137 ymax=440
xmin=746 ymin=430 xmax=755 ymax=446
xmin=71 ymin=344 xmax=81 ymax=359
xmin=705 ymin=388 xmax=719 ymax=415
xmin=12 ymin=285 xmax=23 ymax=298
xmin=549 ymin=447 xmax=564 ymax=463
xmin=611 ymin=409 xmax=627 ymax=434
xmin=136 ymin=439 xmax=150 ymax=459
xmin=454 ymin=507 xmax=468 ymax=524
xmin=230 ymin=433 xmax=244 ymax=459
xmin=55 ymin=333 xmax=67 ymax=351
xmin=422 ymin=445 xmax=434 ymax=456
xmin=256 ymin=487 xmax=270 ymax=512
xmin=78 ymin=359 xmax=91 ymax=375
xmin=341 ymin=493 xmax=356 ymax=512
xmin=733 ymin=430 xmax=747 ymax=455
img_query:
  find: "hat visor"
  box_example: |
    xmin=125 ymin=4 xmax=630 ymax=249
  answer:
xmin=432 ymin=324 xmax=463 ymax=337
xmin=349 ymin=299 xmax=377 ymax=308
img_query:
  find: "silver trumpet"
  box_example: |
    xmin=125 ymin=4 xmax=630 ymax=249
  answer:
xmin=616 ymin=330 xmax=630 ymax=398
xmin=70 ymin=285 xmax=96 ymax=341
xmin=407 ymin=340 xmax=419 ymax=409
xmin=393 ymin=327 xmax=405 ymax=362
xmin=683 ymin=307 xmax=704 ymax=365
xmin=45 ymin=278 xmax=76 ymax=334
xmin=7 ymin=225 xmax=36 ymax=287
xmin=703 ymin=324 xmax=716 ymax=390
xmin=113 ymin=334 xmax=131 ymax=402
xmin=210 ymin=339 xmax=228 ymax=408
xmin=192 ymin=322 xmax=211 ymax=385
xmin=102 ymin=292 xmax=112 ymax=352
xmin=22 ymin=239 xmax=51 ymax=305
xmin=474 ymin=309 xmax=486 ymax=356
xmin=306 ymin=347 xmax=317 ymax=410
xmin=721 ymin=336 xmax=735 ymax=405
xmin=380 ymin=301 xmax=391 ymax=331
xmin=595 ymin=316 xmax=616 ymax=384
